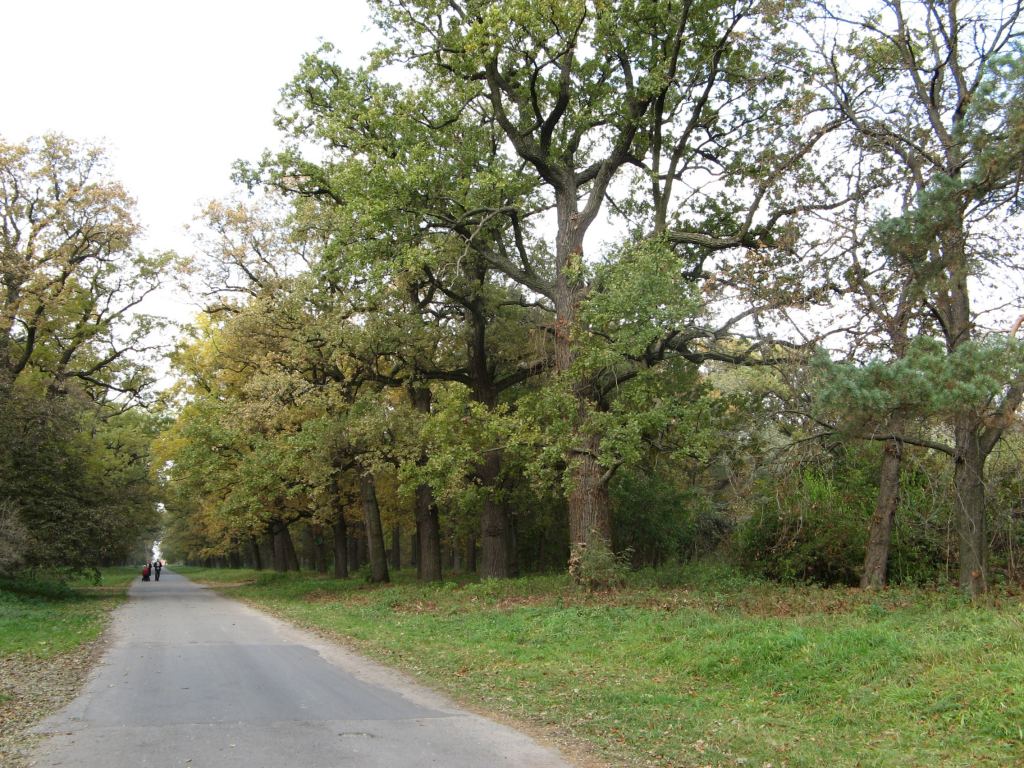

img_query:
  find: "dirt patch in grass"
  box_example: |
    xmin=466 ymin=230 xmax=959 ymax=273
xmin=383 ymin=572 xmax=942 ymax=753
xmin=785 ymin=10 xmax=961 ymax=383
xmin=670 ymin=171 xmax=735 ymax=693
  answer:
xmin=301 ymin=589 xmax=386 ymax=606
xmin=0 ymin=637 xmax=109 ymax=768
xmin=393 ymin=599 xmax=440 ymax=613
xmin=494 ymin=595 xmax=554 ymax=611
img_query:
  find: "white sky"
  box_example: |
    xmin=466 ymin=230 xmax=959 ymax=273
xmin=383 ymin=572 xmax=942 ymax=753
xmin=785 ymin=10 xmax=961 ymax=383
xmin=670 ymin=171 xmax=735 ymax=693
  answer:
xmin=1 ymin=0 xmax=375 ymax=321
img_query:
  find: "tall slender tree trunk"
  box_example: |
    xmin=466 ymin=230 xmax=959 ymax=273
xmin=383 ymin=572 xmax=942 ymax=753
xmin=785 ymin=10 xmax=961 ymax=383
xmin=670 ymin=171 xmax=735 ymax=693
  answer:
xmin=328 ymin=472 xmax=350 ymax=578
xmin=939 ymin=228 xmax=989 ymax=597
xmin=283 ymin=524 xmax=300 ymax=572
xmin=862 ymin=438 xmax=903 ymax=589
xmin=410 ymin=386 xmax=443 ymax=581
xmin=333 ymin=515 xmax=349 ymax=578
xmin=359 ymin=473 xmax=390 ymax=584
xmin=954 ymin=416 xmax=987 ymax=596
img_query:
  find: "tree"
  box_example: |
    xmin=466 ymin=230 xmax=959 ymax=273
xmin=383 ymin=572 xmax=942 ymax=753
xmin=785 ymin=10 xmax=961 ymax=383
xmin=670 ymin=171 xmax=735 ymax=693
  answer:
xmin=1 ymin=135 xmax=167 ymax=399
xmin=362 ymin=0 xmax=839 ymax=561
xmin=815 ymin=0 xmax=1024 ymax=595
xmin=252 ymin=62 xmax=550 ymax=578
xmin=0 ymin=135 xmax=168 ymax=573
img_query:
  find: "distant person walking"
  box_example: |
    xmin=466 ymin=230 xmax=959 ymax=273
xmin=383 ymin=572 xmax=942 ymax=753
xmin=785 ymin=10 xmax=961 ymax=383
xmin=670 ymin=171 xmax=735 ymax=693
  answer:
xmin=141 ymin=562 xmax=151 ymax=582
xmin=154 ymin=560 xmax=163 ymax=581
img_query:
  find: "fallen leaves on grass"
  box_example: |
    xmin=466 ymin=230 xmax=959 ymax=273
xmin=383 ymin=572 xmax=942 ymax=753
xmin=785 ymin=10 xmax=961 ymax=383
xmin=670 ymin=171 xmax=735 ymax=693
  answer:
xmin=0 ymin=640 xmax=106 ymax=768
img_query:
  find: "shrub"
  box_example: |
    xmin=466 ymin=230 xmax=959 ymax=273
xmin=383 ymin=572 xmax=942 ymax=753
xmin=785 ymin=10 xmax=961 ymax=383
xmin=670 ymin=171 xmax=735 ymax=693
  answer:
xmin=611 ymin=470 xmax=730 ymax=567
xmin=735 ymin=469 xmax=871 ymax=585
xmin=568 ymin=539 xmax=631 ymax=591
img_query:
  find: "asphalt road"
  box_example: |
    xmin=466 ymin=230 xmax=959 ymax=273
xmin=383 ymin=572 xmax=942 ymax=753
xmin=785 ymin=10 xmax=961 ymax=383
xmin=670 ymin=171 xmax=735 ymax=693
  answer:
xmin=31 ymin=569 xmax=572 ymax=768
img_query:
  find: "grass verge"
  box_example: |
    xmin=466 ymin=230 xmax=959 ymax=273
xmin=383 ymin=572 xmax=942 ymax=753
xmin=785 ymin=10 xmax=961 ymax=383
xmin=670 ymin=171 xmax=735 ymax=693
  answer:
xmin=178 ymin=564 xmax=1024 ymax=768
xmin=0 ymin=567 xmax=137 ymax=767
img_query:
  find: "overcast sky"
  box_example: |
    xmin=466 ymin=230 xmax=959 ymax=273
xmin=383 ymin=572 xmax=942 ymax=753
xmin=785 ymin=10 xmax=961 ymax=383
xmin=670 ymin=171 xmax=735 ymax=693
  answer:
xmin=2 ymin=0 xmax=374 ymax=262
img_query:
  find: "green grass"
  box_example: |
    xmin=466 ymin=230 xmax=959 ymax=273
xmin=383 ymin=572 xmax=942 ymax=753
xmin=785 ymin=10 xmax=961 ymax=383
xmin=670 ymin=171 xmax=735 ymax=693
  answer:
xmin=0 ymin=567 xmax=138 ymax=658
xmin=177 ymin=564 xmax=1024 ymax=767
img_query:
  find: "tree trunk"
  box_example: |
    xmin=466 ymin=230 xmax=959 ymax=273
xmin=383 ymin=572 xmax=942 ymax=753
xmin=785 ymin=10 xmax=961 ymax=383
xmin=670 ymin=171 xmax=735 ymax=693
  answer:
xmin=465 ymin=536 xmax=477 ymax=574
xmin=938 ymin=225 xmax=988 ymax=597
xmin=283 ymin=524 xmax=300 ymax=572
xmin=479 ymin=449 xmax=512 ymax=578
xmin=359 ymin=473 xmax=390 ymax=583
xmin=308 ymin=524 xmax=328 ymax=574
xmin=333 ymin=515 xmax=349 ymax=579
xmin=553 ymin=192 xmax=613 ymax=555
xmin=271 ymin=525 xmax=289 ymax=572
xmin=464 ymin=282 xmax=514 ymax=578
xmin=862 ymin=438 xmax=903 ymax=589
xmin=567 ymin=430 xmax=613 ymax=549
xmin=954 ymin=416 xmax=987 ymax=596
xmin=249 ymin=537 xmax=263 ymax=571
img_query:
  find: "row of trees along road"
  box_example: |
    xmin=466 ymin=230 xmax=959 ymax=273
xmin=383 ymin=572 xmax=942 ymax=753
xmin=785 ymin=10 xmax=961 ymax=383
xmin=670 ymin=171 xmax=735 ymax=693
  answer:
xmin=152 ymin=0 xmax=1024 ymax=597
xmin=1 ymin=135 xmax=170 ymax=575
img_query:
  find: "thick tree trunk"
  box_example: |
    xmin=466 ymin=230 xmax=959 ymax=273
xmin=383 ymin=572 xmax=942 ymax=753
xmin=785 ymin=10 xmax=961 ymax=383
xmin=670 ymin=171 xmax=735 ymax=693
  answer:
xmin=552 ymin=192 xmax=613 ymax=555
xmin=415 ymin=487 xmax=442 ymax=581
xmin=479 ymin=450 xmax=512 ymax=578
xmin=862 ymin=438 xmax=903 ymax=589
xmin=359 ymin=473 xmax=390 ymax=583
xmin=271 ymin=525 xmax=289 ymax=572
xmin=249 ymin=537 xmax=263 ymax=571
xmin=954 ymin=417 xmax=987 ymax=596
xmin=567 ymin=430 xmax=613 ymax=548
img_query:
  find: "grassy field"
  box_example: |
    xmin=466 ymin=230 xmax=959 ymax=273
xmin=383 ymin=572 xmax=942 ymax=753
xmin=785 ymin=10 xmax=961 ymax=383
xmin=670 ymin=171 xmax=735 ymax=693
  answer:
xmin=0 ymin=567 xmax=138 ymax=767
xmin=177 ymin=564 xmax=1024 ymax=768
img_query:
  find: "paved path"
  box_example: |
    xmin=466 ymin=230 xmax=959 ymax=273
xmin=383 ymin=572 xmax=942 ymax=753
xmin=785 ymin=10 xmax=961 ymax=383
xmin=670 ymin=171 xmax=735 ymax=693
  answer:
xmin=31 ymin=569 xmax=571 ymax=768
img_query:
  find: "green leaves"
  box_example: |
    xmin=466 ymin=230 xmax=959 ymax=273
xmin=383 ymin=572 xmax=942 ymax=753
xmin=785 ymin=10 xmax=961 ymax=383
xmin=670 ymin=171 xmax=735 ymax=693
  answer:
xmin=815 ymin=335 xmax=1024 ymax=424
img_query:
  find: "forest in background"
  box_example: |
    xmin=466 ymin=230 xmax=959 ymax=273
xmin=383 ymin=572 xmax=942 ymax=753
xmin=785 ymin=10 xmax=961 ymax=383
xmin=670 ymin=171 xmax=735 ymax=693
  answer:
xmin=3 ymin=0 xmax=1024 ymax=597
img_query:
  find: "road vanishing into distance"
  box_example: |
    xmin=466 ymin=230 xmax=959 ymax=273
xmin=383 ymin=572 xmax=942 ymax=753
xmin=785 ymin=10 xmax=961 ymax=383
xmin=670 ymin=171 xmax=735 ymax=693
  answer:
xmin=31 ymin=570 xmax=571 ymax=768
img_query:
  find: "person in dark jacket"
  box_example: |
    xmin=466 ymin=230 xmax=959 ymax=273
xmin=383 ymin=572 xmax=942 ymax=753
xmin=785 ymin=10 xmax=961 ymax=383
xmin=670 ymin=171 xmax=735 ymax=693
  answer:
xmin=153 ymin=559 xmax=162 ymax=581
